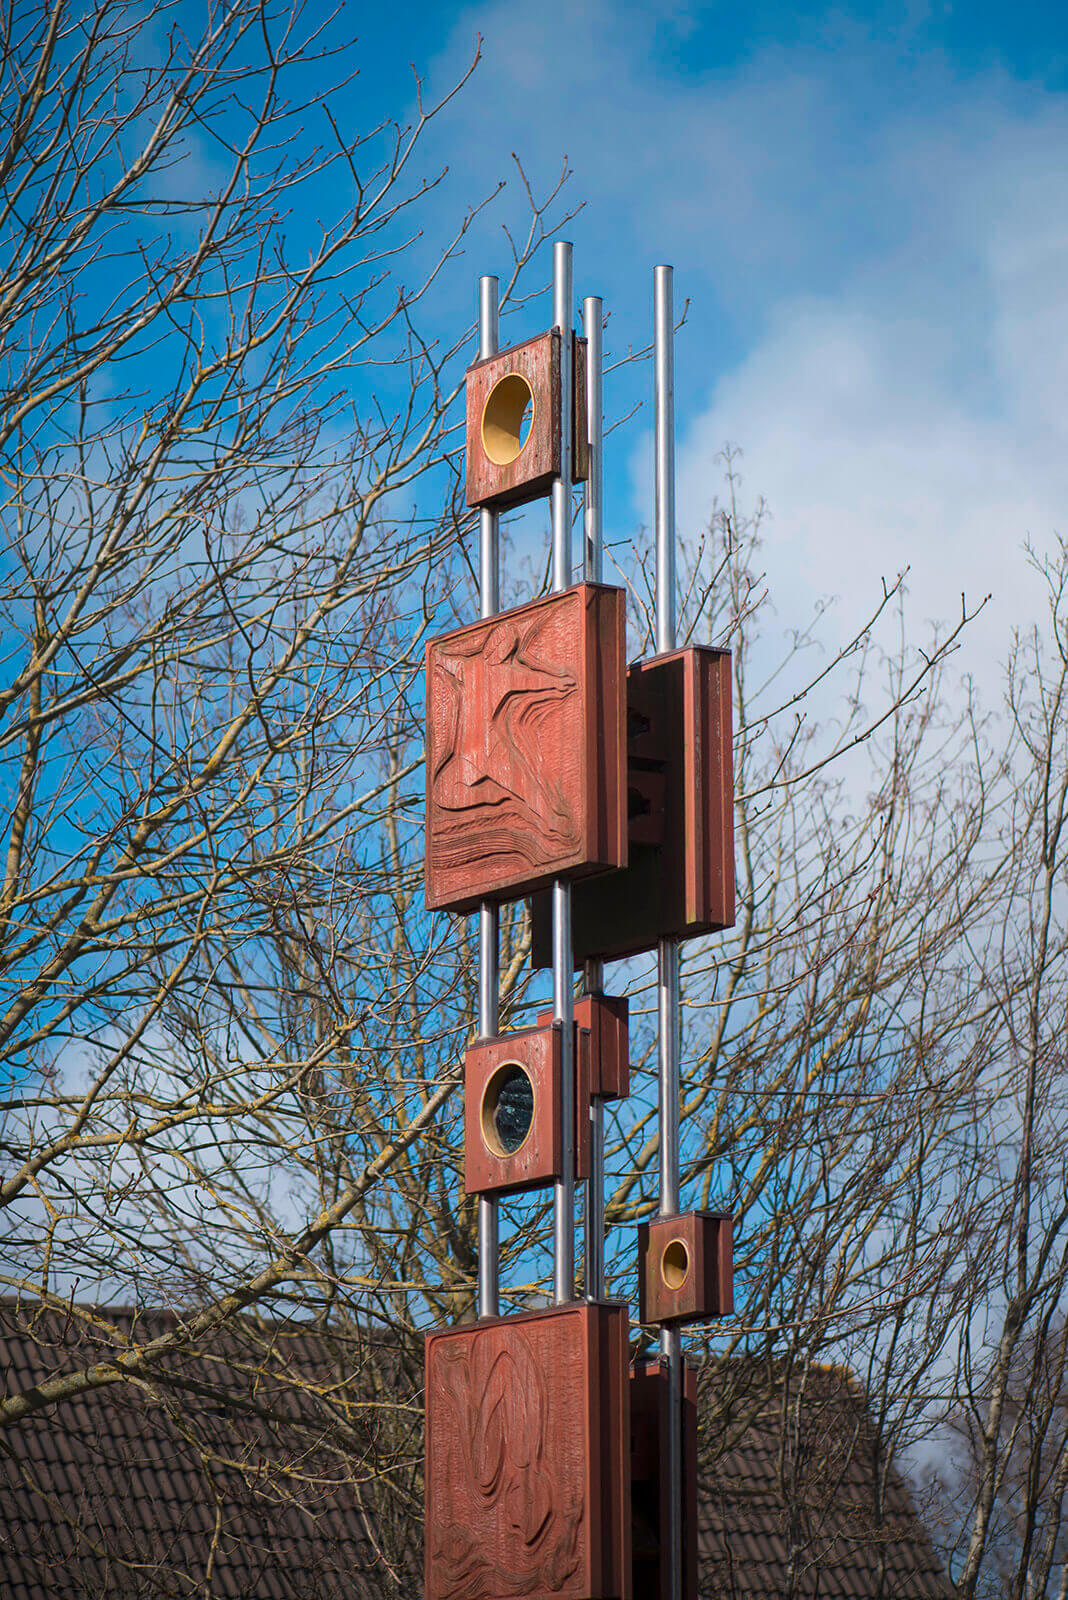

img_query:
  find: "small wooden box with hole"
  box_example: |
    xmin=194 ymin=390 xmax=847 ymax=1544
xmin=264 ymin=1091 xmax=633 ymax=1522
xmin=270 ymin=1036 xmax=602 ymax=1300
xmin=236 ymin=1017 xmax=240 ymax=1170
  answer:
xmin=637 ymin=1211 xmax=734 ymax=1326
xmin=464 ymin=1024 xmax=590 ymax=1198
xmin=465 ymin=330 xmax=588 ymax=510
xmin=537 ymin=992 xmax=630 ymax=1101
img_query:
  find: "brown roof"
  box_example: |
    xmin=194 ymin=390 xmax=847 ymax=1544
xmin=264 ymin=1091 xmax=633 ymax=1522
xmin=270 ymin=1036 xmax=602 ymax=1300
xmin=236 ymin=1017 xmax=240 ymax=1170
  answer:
xmin=697 ymin=1364 xmax=952 ymax=1599
xmin=0 ymin=1302 xmax=398 ymax=1599
xmin=0 ymin=1303 xmax=951 ymax=1599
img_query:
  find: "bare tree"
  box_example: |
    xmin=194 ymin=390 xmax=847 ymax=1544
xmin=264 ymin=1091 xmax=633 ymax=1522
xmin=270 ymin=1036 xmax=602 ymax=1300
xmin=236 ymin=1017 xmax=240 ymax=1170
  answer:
xmin=0 ymin=1 xmax=563 ymax=1590
xmin=5 ymin=9 xmax=1068 ymax=1600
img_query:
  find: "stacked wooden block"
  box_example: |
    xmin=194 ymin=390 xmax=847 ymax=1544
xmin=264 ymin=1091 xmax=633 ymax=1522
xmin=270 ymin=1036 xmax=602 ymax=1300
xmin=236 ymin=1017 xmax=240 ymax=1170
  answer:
xmin=423 ymin=327 xmax=737 ymax=1600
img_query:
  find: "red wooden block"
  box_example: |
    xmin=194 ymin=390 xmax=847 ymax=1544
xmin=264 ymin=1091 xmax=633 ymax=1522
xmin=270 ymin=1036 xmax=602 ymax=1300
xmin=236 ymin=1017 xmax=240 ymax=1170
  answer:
xmin=465 ymin=331 xmax=588 ymax=511
xmin=537 ymin=993 xmax=630 ymax=1101
xmin=425 ymin=1301 xmax=632 ymax=1600
xmin=464 ymin=1023 xmax=590 ymax=1197
xmin=637 ymin=1211 xmax=734 ymax=1327
xmin=630 ymin=1360 xmax=698 ymax=1600
xmin=532 ymin=645 xmax=735 ymax=963
xmin=424 ymin=584 xmax=627 ymax=914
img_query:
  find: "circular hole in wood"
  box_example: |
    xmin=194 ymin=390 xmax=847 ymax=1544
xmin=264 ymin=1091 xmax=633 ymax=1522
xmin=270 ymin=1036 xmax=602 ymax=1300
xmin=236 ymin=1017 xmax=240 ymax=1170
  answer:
xmin=660 ymin=1238 xmax=691 ymax=1291
xmin=481 ymin=1061 xmax=535 ymax=1157
xmin=481 ymin=372 xmax=534 ymax=465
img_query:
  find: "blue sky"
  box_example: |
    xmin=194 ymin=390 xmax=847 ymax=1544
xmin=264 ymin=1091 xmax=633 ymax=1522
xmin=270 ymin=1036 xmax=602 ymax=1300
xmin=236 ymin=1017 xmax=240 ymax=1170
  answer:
xmin=330 ymin=0 xmax=1068 ymax=694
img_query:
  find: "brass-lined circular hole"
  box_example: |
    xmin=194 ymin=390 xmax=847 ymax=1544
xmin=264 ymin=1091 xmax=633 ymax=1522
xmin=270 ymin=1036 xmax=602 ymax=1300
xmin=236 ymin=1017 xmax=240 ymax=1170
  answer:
xmin=481 ymin=1061 xmax=535 ymax=1157
xmin=481 ymin=373 xmax=534 ymax=465
xmin=660 ymin=1238 xmax=691 ymax=1290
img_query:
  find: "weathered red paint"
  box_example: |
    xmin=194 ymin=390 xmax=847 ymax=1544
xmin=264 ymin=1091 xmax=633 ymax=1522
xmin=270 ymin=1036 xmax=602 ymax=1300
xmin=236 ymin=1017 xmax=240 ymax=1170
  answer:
xmin=425 ymin=1302 xmax=632 ymax=1600
xmin=630 ymin=1360 xmax=698 ymax=1600
xmin=531 ymin=645 xmax=735 ymax=963
xmin=463 ymin=1023 xmax=590 ymax=1198
xmin=637 ymin=1210 xmax=734 ymax=1327
xmin=465 ymin=331 xmax=588 ymax=511
xmin=424 ymin=584 xmax=627 ymax=914
xmin=537 ymin=993 xmax=630 ymax=1101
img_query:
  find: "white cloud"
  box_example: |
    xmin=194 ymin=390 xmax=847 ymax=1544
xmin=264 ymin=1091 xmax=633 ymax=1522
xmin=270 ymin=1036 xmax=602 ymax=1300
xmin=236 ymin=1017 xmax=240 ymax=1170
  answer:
xmin=672 ymin=106 xmax=1068 ymax=689
xmin=422 ymin=0 xmax=1068 ymax=696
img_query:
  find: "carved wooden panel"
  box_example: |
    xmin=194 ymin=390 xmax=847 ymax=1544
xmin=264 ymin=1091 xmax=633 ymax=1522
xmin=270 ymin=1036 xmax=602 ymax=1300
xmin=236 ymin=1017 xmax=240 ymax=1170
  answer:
xmin=637 ymin=1210 xmax=734 ymax=1327
xmin=630 ymin=1361 xmax=698 ymax=1600
xmin=531 ymin=646 xmax=735 ymax=963
xmin=465 ymin=331 xmax=588 ymax=511
xmin=425 ymin=1302 xmax=631 ymax=1600
xmin=537 ymin=994 xmax=629 ymax=1101
xmin=463 ymin=1023 xmax=590 ymax=1198
xmin=424 ymin=584 xmax=627 ymax=914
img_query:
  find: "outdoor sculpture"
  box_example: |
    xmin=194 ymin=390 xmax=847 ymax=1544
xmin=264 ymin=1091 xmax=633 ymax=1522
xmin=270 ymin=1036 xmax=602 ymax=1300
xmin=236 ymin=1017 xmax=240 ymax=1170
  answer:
xmin=424 ymin=249 xmax=736 ymax=1600
xmin=424 ymin=585 xmax=626 ymax=912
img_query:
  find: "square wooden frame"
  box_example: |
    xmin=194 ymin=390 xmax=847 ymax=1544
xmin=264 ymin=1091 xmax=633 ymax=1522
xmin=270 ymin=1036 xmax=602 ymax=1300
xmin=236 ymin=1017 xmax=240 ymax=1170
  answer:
xmin=465 ymin=330 xmax=588 ymax=511
xmin=637 ymin=1210 xmax=734 ymax=1327
xmin=425 ymin=584 xmax=627 ymax=914
xmin=425 ymin=1302 xmax=631 ymax=1600
xmin=532 ymin=645 xmax=735 ymax=963
xmin=463 ymin=1023 xmax=590 ymax=1197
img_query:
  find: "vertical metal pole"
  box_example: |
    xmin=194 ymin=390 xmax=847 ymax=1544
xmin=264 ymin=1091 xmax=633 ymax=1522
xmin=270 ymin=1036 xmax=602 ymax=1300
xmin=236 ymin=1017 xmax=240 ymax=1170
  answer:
xmin=582 ymin=294 xmax=606 ymax=1303
xmin=655 ymin=262 xmax=683 ymax=1600
xmin=477 ymin=274 xmax=500 ymax=1322
xmin=583 ymin=959 xmax=605 ymax=1300
xmin=552 ymin=241 xmax=575 ymax=1306
xmin=583 ymin=296 xmax=603 ymax=585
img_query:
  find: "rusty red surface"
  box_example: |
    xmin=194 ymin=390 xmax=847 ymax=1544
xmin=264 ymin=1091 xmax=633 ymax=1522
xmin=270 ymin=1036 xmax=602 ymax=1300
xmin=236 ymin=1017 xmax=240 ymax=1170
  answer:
xmin=465 ymin=331 xmax=588 ymax=511
xmin=531 ymin=645 xmax=735 ymax=963
xmin=424 ymin=585 xmax=627 ymax=914
xmin=463 ymin=1023 xmax=590 ymax=1197
xmin=630 ymin=1360 xmax=698 ymax=1600
xmin=637 ymin=1210 xmax=734 ymax=1327
xmin=537 ymin=993 xmax=629 ymax=1101
xmin=424 ymin=1302 xmax=632 ymax=1600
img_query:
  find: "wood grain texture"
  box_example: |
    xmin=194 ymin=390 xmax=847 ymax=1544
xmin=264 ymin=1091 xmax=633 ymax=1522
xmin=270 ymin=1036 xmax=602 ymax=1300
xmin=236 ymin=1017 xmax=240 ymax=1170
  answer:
xmin=463 ymin=1024 xmax=590 ymax=1197
xmin=424 ymin=585 xmax=626 ymax=914
xmin=630 ymin=1361 xmax=698 ymax=1600
xmin=465 ymin=332 xmax=588 ymax=512
xmin=637 ymin=1210 xmax=734 ymax=1327
xmin=530 ymin=646 xmax=735 ymax=962
xmin=424 ymin=1303 xmax=631 ymax=1600
xmin=537 ymin=994 xmax=629 ymax=1101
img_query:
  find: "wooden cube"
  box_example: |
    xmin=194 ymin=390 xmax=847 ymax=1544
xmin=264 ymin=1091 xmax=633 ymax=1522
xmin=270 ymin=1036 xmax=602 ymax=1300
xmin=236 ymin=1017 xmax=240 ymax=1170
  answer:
xmin=465 ymin=330 xmax=588 ymax=511
xmin=425 ymin=584 xmax=626 ymax=913
xmin=630 ymin=1360 xmax=698 ymax=1600
xmin=637 ymin=1211 xmax=734 ymax=1327
xmin=532 ymin=645 xmax=735 ymax=963
xmin=463 ymin=1023 xmax=590 ymax=1197
xmin=538 ymin=993 xmax=630 ymax=1101
xmin=425 ymin=1302 xmax=631 ymax=1600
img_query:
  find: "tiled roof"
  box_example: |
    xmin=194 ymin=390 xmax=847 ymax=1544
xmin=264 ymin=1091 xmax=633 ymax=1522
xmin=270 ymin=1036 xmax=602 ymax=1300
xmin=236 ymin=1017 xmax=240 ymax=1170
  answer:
xmin=697 ymin=1364 xmax=953 ymax=1598
xmin=0 ymin=1302 xmax=391 ymax=1599
xmin=1 ymin=1303 xmax=952 ymax=1599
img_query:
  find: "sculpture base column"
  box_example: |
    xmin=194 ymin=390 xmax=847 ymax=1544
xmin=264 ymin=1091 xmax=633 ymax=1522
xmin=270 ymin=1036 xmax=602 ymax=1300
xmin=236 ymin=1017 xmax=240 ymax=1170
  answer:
xmin=425 ymin=1301 xmax=631 ymax=1600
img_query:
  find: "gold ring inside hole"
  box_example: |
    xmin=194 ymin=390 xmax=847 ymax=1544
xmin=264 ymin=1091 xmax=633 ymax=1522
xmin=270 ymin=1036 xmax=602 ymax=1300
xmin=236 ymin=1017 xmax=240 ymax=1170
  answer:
xmin=481 ymin=373 xmax=534 ymax=465
xmin=660 ymin=1238 xmax=691 ymax=1291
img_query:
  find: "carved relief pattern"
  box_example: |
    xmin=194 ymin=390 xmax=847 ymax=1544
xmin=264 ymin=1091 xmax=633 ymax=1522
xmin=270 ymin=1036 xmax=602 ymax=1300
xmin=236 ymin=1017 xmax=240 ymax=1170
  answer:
xmin=427 ymin=596 xmax=585 ymax=905
xmin=426 ymin=1318 xmax=588 ymax=1599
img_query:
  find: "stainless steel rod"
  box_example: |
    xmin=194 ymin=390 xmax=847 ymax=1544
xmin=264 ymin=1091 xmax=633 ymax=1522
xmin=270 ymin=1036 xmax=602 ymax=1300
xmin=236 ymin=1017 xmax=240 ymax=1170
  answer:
xmin=655 ymin=262 xmax=683 ymax=1600
xmin=582 ymin=297 xmax=606 ymax=1304
xmin=552 ymin=241 xmax=575 ymax=1305
xmin=477 ymin=272 xmax=500 ymax=1322
xmin=583 ymin=958 xmax=605 ymax=1300
xmin=658 ymin=936 xmax=681 ymax=1212
xmin=654 ymin=265 xmax=676 ymax=655
xmin=582 ymin=295 xmax=603 ymax=584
